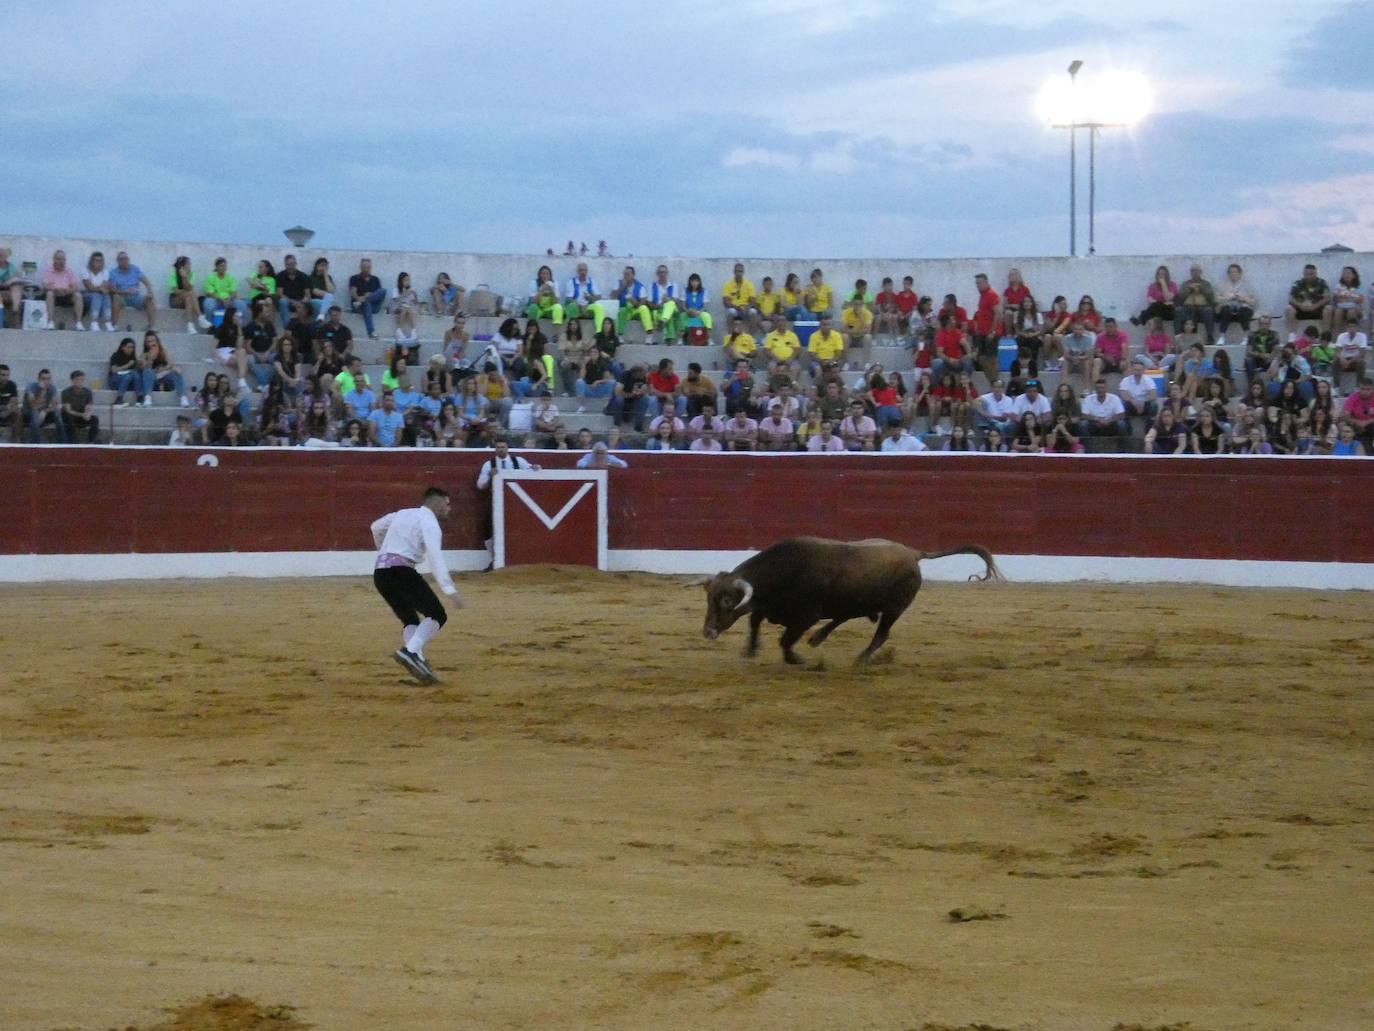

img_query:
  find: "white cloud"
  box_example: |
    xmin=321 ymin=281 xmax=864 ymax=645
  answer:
xmin=722 ymin=147 xmax=801 ymax=172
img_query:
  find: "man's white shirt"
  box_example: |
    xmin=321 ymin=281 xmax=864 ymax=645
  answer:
xmin=370 ymin=507 xmax=457 ymax=595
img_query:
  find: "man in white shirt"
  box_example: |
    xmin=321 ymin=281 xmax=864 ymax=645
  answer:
xmin=167 ymin=415 xmax=194 ymax=447
xmin=1081 ymin=378 xmax=1128 ymax=435
xmin=370 ymin=486 xmax=465 ymax=684
xmin=806 ymin=420 xmax=846 ymax=452
xmin=563 ymin=263 xmax=604 ymax=329
xmin=880 ymin=419 xmax=927 ymax=452
xmin=1334 ymin=318 xmax=1368 ymax=382
xmin=689 ymin=426 xmax=723 ymax=452
xmin=576 ymin=441 xmax=628 ymax=468
xmin=646 ymin=265 xmax=678 ymax=344
xmin=476 ymin=438 xmax=541 ymax=566
xmin=974 ymin=377 xmax=1017 ymax=436
xmin=1011 ymin=379 xmax=1051 ymax=428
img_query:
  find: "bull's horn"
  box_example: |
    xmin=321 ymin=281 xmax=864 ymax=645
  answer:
xmin=732 ymin=579 xmax=754 ymax=610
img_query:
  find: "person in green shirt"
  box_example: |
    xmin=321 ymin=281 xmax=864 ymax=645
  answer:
xmin=201 ymin=257 xmax=248 ymax=322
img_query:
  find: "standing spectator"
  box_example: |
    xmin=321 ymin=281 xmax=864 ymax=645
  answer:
xmin=969 ymin=272 xmax=1002 ymax=378
xmin=0 ymin=364 xmax=20 ymax=440
xmin=1174 ymin=264 xmax=1218 ymax=342
xmin=24 ymin=369 xmax=65 ymax=443
xmin=107 ymin=251 xmax=157 ymax=330
xmin=1133 ymin=265 xmax=1176 ymax=326
xmin=391 ymin=272 xmax=420 ymax=344
xmin=60 ymin=371 xmax=100 ymax=442
xmin=309 ymin=257 xmax=337 ymax=320
xmin=108 ymin=337 xmax=148 ymax=407
xmin=0 ymin=247 xmax=31 ymax=328
xmin=1081 ymin=378 xmax=1128 ymax=436
xmin=168 ymin=256 xmax=210 ymax=334
xmin=564 ymin=263 xmax=604 ymax=329
xmin=1286 ymin=263 xmax=1331 ymax=327
xmin=1215 ymin=262 xmax=1257 ymax=335
xmin=348 ymin=258 xmax=387 ymax=340
xmin=429 ymin=272 xmax=464 ymax=316
xmin=42 ymin=249 xmax=85 ymax=330
xmin=142 ymin=331 xmax=191 ymax=407
xmin=81 ymin=252 xmax=115 ymax=332
xmin=201 ymin=257 xmax=248 ymax=323
xmin=1330 ymin=266 xmax=1363 ymax=333
xmin=839 ymin=400 xmax=877 ymax=450
xmin=275 ymin=253 xmax=312 ymax=325
xmin=368 ymin=391 xmax=406 ymax=447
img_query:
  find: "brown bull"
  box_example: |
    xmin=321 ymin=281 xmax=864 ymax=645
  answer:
xmin=702 ymin=537 xmax=1002 ymax=665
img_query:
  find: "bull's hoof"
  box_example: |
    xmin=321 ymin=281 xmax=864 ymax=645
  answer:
xmin=853 ymin=653 xmax=873 ymax=666
xmin=783 ymin=651 xmax=804 ymax=665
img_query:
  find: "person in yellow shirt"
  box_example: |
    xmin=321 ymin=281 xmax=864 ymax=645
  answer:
xmin=841 ymin=295 xmax=874 ymax=356
xmin=781 ymin=272 xmax=805 ymax=321
xmin=721 ymin=263 xmax=757 ymax=319
xmin=763 ymin=313 xmax=802 ymax=378
xmin=722 ymin=316 xmax=757 ymax=366
xmin=751 ymin=275 xmax=780 ymax=338
xmin=807 ymin=314 xmax=847 ymax=374
xmin=803 ymin=268 xmax=833 ymax=318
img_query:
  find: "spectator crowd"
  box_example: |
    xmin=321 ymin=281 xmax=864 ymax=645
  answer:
xmin=1 ymin=244 xmax=1370 ymax=457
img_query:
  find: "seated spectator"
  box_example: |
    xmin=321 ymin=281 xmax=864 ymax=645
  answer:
xmin=1061 ymin=319 xmax=1098 ymax=385
xmin=257 ymin=380 xmax=295 ymax=446
xmin=1333 ymin=315 xmax=1369 ymax=383
xmin=1009 ymin=296 xmax=1045 ymax=361
xmin=343 ymin=373 xmax=378 ymax=422
xmin=689 ymin=426 xmax=723 ymax=452
xmin=1002 ymin=268 xmax=1031 ymax=323
xmin=41 ymin=249 xmax=85 ymax=331
xmin=841 ymin=296 xmax=874 ymax=355
xmin=391 ymin=273 xmax=420 ymax=344
xmin=204 ymin=392 xmax=244 ymax=444
xmin=59 ymin=371 xmax=99 ymax=442
xmin=531 ymin=396 xmax=565 ymax=441
xmin=242 ymin=301 xmax=278 ymax=389
xmin=1133 ymin=266 xmax=1176 ymax=327
xmin=1041 ymin=295 xmax=1073 ymax=364
xmin=296 ymin=396 xmax=337 ymax=445
xmin=1308 ymin=330 xmax=1336 ymax=376
xmin=430 ymin=272 xmax=464 ymax=317
xmin=680 ymin=362 xmax=716 ymax=417
xmin=753 ymin=274 xmax=782 ymax=333
xmin=1266 ymin=345 xmax=1314 ymax=402
xmin=275 ymin=253 xmax=312 ymax=326
xmin=647 ymin=358 xmax=686 ymax=417
xmin=938 ymin=292 xmax=969 ymax=330
xmin=723 ymin=317 xmax=757 ymax=366
xmin=872 ymin=277 xmax=902 ymax=340
xmin=865 ymin=370 xmax=902 ymax=427
xmin=1343 ymin=376 xmax=1374 ymax=448
xmin=606 ymin=362 xmax=653 ymax=431
xmin=284 ymin=301 xmax=319 ymax=364
xmin=576 ymin=440 xmax=629 ymax=468
xmin=1188 ymin=406 xmax=1227 ymax=454
xmin=639 ymin=265 xmax=678 ymax=345
xmin=762 ymin=314 xmax=802 ymax=377
xmin=108 ymin=337 xmax=148 ymax=407
xmin=838 ymin=400 xmax=877 ymax=451
xmin=1212 ymin=347 xmax=1236 ymax=396
xmin=880 ymin=419 xmax=926 ymax=452
xmin=688 ymin=404 xmax=725 ymax=442
xmin=614 ymin=266 xmax=652 ymax=335
xmin=247 ymin=260 xmax=277 ymax=310
xmin=1005 ymin=347 xmax=1038 ymax=397
xmin=645 ymin=419 xmax=681 ymax=451
xmin=1010 ymin=411 xmax=1042 ymax=453
xmin=575 ymin=347 xmax=618 ymax=400
xmin=478 ymin=362 xmax=514 ymax=426
xmin=454 ymin=376 xmax=491 ymax=444
xmin=81 ymin=251 xmax=115 ymax=332
xmin=1145 ymin=409 xmax=1188 ymax=454
xmin=347 ymin=258 xmax=387 ymax=340
xmin=104 ymin=251 xmax=157 ymax=331
xmin=929 ymin=371 xmax=971 ymax=433
xmin=0 ymin=247 xmax=31 ymax=329
xmin=1331 ymin=265 xmax=1363 ymax=333
xmin=1081 ymin=378 xmax=1128 ymax=436
xmin=338 ymin=419 xmax=367 ymax=447
xmin=525 ymin=264 xmax=566 ymax=333
xmin=1286 ymin=263 xmax=1331 ymax=327
xmin=0 ymin=363 xmax=20 ymax=440
xmin=1011 ymin=378 xmax=1051 ymax=429
xmin=416 ymin=380 xmax=447 ymax=422
xmin=219 ymin=421 xmax=246 ymax=447
xmin=564 ymin=263 xmax=605 ymax=329
xmin=1331 ymin=422 xmax=1369 ymax=456
xmin=945 ymin=425 xmax=975 ymax=451
xmin=980 ymin=428 xmax=1007 ymax=452
xmin=806 ymin=419 xmax=845 ymax=452
xmin=273 ymin=338 xmax=304 ymax=399
xmin=1215 ymin=262 xmax=1257 ymax=334
xmin=440 ymin=315 xmax=473 ymax=371
xmin=974 ymin=378 xmax=1017 ymax=436
xmin=1093 ymin=317 xmax=1128 ymax=382
xmin=723 ymin=409 xmax=759 ymax=451
xmin=721 ymin=358 xmax=757 ymax=416
xmin=368 ymin=391 xmax=406 ymax=446
xmin=523 ymin=321 xmax=555 ymax=386
xmin=1118 ymin=358 xmax=1160 ymax=423
xmin=1263 ymin=405 xmax=1299 ymax=456
xmin=678 ymin=273 xmax=713 ymax=343
xmin=758 ymin=403 xmax=795 ymax=451
xmin=1140 ymin=317 xmax=1174 ymax=367
xmin=930 ymin=314 xmax=972 ymax=381
xmin=201 ymin=257 xmax=249 ymax=323
xmin=309 ymin=257 xmax=337 ymax=320
xmin=806 ymin=315 xmax=846 ymax=374
xmin=143 ymin=331 xmax=191 ymax=408
xmin=1050 ymin=382 xmax=1081 ymax=432
xmin=1174 ymin=264 xmax=1217 ymax=341
xmin=314 ymin=305 xmax=355 ymax=360
xmin=1174 ymin=341 xmax=1215 ymax=399
xmin=802 ymin=268 xmax=833 ymax=319
xmin=895 ymin=276 xmax=921 ymax=338
xmin=167 ymin=414 xmax=195 ymax=447
xmin=1074 ymin=295 xmax=1103 ymax=331
xmin=780 ymin=272 xmax=805 ymax=321
xmin=1043 ymin=414 xmax=1081 ymax=453
xmin=845 ymin=277 xmax=874 ymax=310
xmin=1247 ymin=315 xmax=1282 ymax=380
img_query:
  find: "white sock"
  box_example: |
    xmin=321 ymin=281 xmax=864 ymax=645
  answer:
xmin=402 ymin=624 xmax=417 ymax=648
xmin=409 ymin=618 xmax=441 ymax=659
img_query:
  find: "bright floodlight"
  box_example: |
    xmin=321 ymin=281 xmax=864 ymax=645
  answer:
xmin=1036 ymin=69 xmax=1152 ymax=126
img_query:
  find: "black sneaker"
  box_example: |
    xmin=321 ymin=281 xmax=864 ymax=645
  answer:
xmin=413 ymin=655 xmax=441 ymax=684
xmin=392 ymin=648 xmax=432 ymax=684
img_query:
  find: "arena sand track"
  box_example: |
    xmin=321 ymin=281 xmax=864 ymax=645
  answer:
xmin=1 ymin=571 xmax=1371 ymax=1031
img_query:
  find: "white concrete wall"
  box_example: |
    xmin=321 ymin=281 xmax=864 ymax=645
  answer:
xmin=5 ymin=233 xmax=1369 ymax=323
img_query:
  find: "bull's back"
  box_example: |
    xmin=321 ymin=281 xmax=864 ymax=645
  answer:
xmin=738 ymin=537 xmax=920 ymax=618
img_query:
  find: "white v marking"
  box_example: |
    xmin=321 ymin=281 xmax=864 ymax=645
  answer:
xmin=506 ymin=482 xmax=594 ymax=531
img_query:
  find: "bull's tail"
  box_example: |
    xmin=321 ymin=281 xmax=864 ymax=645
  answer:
xmin=915 ymin=544 xmax=1004 ymax=583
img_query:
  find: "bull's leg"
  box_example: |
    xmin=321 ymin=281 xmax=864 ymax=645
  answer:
xmin=855 ymin=611 xmax=900 ymax=665
xmin=780 ymin=623 xmax=813 ymax=664
xmin=807 ymin=618 xmax=847 ymax=648
xmin=744 ymin=610 xmax=764 ymax=658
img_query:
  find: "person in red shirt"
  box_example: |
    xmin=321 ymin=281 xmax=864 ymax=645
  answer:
xmin=970 ymin=273 xmax=1003 ymax=378
xmin=1343 ymin=376 xmax=1374 ymax=447
xmin=931 ymin=314 xmax=972 ymax=382
xmin=1092 ymin=316 xmax=1129 ymax=382
xmin=1075 ymin=294 xmax=1103 ymax=331
xmin=648 ymin=357 xmax=686 ymax=417
xmin=938 ymin=293 xmax=968 ymax=330
xmin=873 ymin=276 xmax=902 ymax=341
xmin=930 ymin=370 xmax=973 ymax=434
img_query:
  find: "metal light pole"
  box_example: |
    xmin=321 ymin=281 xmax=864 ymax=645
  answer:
xmin=1067 ymin=60 xmax=1082 ymax=258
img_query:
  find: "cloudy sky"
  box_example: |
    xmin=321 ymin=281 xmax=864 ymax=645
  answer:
xmin=4 ymin=0 xmax=1371 ymax=259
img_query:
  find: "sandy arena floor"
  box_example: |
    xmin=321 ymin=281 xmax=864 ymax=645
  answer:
xmin=1 ymin=571 xmax=1371 ymax=1031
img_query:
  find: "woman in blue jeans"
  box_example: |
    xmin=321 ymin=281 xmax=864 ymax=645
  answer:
xmin=142 ymin=331 xmax=190 ymax=407
xmin=108 ymin=337 xmax=147 ymax=407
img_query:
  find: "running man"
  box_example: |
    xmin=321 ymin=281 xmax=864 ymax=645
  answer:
xmin=370 ymin=486 xmax=464 ymax=684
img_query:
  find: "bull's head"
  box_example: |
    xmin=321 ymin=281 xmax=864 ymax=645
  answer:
xmin=702 ymin=573 xmax=754 ymax=640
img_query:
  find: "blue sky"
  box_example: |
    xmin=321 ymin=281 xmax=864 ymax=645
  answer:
xmin=4 ymin=0 xmax=1371 ymax=258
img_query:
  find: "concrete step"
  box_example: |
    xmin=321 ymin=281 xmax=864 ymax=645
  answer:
xmin=3 ymin=308 xmax=524 ymax=340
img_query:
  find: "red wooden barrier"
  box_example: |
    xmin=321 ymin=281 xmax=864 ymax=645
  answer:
xmin=1 ymin=448 xmax=1372 ymax=563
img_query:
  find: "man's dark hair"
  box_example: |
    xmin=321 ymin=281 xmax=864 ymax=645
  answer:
xmin=1304 ymin=263 xmax=1317 ymax=271
xmin=886 ymin=418 xmax=902 ymax=428
xmin=422 ymin=486 xmax=449 ymax=502
xmin=38 ymin=368 xmax=50 ymax=377
xmin=328 ymin=304 xmax=342 ymax=313
xmin=688 ymin=362 xmax=701 ymax=373
xmin=0 ymin=364 xmax=8 ymax=373
xmin=70 ymin=370 xmax=84 ymax=381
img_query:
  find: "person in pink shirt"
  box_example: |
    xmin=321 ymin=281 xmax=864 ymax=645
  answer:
xmin=41 ymin=249 xmax=85 ymax=330
xmin=1092 ymin=317 xmax=1128 ymax=382
xmin=1132 ymin=265 xmax=1177 ymax=326
xmin=806 ymin=420 xmax=846 ymax=452
xmin=686 ymin=403 xmax=725 ymax=442
xmin=758 ymin=403 xmax=795 ymax=451
xmin=1342 ymin=376 xmax=1374 ymax=447
xmin=839 ymin=400 xmax=878 ymax=451
xmin=723 ymin=410 xmax=758 ymax=451
xmin=689 ymin=426 xmax=723 ymax=452
xmin=1141 ymin=317 xmax=1173 ymax=366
